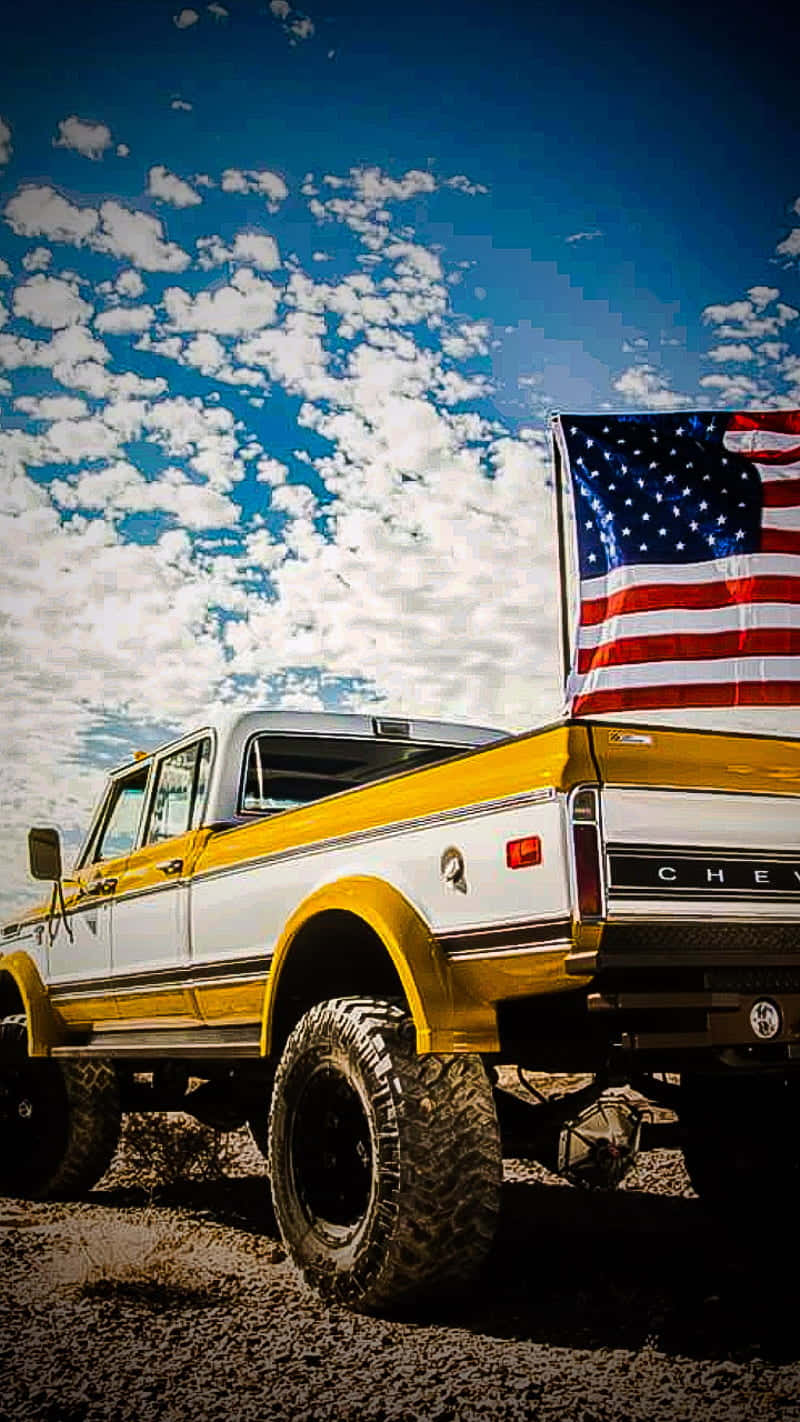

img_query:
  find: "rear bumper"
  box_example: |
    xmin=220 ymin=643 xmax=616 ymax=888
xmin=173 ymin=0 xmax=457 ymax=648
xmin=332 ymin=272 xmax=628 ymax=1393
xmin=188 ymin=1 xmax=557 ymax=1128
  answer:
xmin=566 ymin=917 xmax=800 ymax=1060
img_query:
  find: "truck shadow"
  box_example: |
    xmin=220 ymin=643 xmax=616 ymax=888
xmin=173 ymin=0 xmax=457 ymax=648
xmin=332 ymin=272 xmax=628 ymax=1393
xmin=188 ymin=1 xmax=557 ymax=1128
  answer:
xmin=444 ymin=1176 xmax=799 ymax=1362
xmin=94 ymin=1170 xmax=798 ymax=1362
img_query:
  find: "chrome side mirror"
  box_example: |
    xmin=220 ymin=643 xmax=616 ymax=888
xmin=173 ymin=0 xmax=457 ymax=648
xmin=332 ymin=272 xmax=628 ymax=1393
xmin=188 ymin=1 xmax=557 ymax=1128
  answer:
xmin=28 ymin=827 xmax=63 ymax=882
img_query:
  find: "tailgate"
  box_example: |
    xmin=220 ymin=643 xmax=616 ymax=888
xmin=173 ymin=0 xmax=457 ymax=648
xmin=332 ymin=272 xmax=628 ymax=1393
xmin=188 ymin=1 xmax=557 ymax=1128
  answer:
xmin=589 ymin=723 xmax=800 ymax=921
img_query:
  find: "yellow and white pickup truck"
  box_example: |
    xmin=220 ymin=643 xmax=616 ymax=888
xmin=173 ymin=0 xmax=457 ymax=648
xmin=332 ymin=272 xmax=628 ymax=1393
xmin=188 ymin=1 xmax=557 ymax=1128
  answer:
xmin=2 ymin=707 xmax=800 ymax=1309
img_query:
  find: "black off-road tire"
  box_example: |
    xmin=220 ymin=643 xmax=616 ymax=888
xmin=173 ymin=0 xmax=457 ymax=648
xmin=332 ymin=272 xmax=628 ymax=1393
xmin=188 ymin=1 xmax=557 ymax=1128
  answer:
xmin=0 ymin=1015 xmax=121 ymax=1199
xmin=681 ymin=1073 xmax=800 ymax=1217
xmin=268 ymin=997 xmax=502 ymax=1312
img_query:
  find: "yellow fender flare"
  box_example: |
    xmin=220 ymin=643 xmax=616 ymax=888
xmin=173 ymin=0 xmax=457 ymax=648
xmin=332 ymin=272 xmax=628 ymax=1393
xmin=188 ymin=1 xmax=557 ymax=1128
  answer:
xmin=260 ymin=875 xmax=499 ymax=1056
xmin=0 ymin=951 xmax=69 ymax=1056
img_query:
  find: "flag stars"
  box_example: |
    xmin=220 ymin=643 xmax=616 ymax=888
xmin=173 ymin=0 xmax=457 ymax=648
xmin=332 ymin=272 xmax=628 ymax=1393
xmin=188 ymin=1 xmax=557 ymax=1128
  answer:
xmin=735 ymin=529 xmax=745 ymax=540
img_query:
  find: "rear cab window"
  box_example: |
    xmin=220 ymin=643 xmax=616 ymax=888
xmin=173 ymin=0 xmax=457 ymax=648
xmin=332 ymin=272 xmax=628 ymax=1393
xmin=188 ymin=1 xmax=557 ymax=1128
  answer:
xmin=239 ymin=733 xmax=464 ymax=816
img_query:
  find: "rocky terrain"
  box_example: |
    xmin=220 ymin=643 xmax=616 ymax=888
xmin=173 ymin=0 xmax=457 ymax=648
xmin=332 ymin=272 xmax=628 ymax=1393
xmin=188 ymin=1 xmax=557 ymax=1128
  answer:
xmin=2 ymin=1094 xmax=799 ymax=1422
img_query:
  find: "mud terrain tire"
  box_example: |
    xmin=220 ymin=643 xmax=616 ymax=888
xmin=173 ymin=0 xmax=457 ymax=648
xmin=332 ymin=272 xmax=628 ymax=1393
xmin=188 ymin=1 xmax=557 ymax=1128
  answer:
xmin=0 ymin=1015 xmax=121 ymax=1199
xmin=268 ymin=997 xmax=501 ymax=1312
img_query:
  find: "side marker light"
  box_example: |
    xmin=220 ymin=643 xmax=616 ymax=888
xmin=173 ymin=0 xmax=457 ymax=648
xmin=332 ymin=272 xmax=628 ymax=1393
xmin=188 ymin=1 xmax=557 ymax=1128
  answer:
xmin=506 ymin=836 xmax=542 ymax=869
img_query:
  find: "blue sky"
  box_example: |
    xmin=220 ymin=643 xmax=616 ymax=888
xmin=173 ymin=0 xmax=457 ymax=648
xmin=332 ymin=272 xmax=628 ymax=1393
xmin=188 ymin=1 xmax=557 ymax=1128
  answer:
xmin=1 ymin=0 xmax=798 ymax=906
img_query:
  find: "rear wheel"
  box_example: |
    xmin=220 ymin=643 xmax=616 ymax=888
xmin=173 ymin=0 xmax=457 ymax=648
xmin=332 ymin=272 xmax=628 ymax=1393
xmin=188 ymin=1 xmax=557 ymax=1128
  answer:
xmin=0 ymin=1015 xmax=121 ymax=1199
xmin=268 ymin=997 xmax=502 ymax=1311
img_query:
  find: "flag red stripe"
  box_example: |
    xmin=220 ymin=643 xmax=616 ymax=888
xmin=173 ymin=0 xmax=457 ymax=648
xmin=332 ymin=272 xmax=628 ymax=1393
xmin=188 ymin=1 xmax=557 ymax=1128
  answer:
xmin=762 ymin=477 xmax=800 ymax=505
xmin=750 ymin=448 xmax=800 ymax=466
xmin=573 ymin=680 xmax=800 ymax=716
xmin=760 ymin=528 xmax=800 ymax=554
xmin=577 ymin=627 xmax=800 ymax=673
xmin=728 ymin=411 xmax=800 ymax=435
xmin=581 ymin=575 xmax=800 ymax=626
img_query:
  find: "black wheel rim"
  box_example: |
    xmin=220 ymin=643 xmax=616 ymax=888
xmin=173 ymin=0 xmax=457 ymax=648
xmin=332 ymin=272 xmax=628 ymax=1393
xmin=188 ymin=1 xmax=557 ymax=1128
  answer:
xmin=290 ymin=1066 xmax=374 ymax=1233
xmin=0 ymin=1061 xmax=69 ymax=1194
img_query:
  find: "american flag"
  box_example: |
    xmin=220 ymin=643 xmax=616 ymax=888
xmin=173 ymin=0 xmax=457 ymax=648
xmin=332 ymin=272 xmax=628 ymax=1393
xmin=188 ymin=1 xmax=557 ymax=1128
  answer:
xmin=554 ymin=410 xmax=800 ymax=716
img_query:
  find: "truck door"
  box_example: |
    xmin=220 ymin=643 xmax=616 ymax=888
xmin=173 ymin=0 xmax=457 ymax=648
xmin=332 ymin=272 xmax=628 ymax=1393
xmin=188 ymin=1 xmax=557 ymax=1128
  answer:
xmin=49 ymin=762 xmax=151 ymax=1006
xmin=110 ymin=737 xmax=211 ymax=1024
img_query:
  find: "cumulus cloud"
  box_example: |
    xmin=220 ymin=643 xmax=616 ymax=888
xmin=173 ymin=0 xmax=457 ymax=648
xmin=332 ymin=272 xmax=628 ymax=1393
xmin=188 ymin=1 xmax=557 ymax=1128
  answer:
xmin=208 ymin=2 xmax=228 ymax=15
xmin=0 ymin=117 xmax=11 ymax=166
xmin=94 ymin=305 xmax=156 ymax=335
xmin=171 ymin=98 xmax=193 ymax=111
xmin=174 ymin=8 xmax=199 ymax=27
xmin=117 ymin=144 xmax=130 ymax=158
xmin=162 ymin=268 xmax=280 ymax=333
xmin=21 ymin=247 xmax=53 ymax=272
xmin=612 ymin=362 xmax=688 ymax=408
xmin=565 ymin=229 xmax=603 ymax=244
xmin=94 ymin=200 xmax=191 ymax=270
xmin=5 ymin=185 xmax=98 ymax=245
xmin=53 ymin=115 xmax=113 ymax=161
xmin=115 ymin=269 xmax=146 ymax=299
xmin=4 ymin=186 xmax=190 ymax=271
xmin=147 ymin=165 xmax=202 ymax=208
xmin=269 ymin=0 xmax=315 ymax=41
xmin=196 ymin=230 xmax=281 ymax=271
xmin=220 ymin=168 xmax=288 ymax=208
xmin=12 ymin=276 xmax=94 ymax=330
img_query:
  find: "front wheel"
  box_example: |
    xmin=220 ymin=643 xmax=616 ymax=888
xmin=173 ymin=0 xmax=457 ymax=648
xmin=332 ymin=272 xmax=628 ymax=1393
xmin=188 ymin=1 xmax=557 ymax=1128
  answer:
xmin=268 ymin=997 xmax=502 ymax=1312
xmin=0 ymin=1015 xmax=121 ymax=1199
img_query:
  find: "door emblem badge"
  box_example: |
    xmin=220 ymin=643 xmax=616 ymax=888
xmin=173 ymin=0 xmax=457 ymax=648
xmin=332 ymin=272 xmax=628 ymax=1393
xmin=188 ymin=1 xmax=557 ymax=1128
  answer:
xmin=440 ymin=846 xmax=467 ymax=894
xmin=749 ymin=999 xmax=781 ymax=1040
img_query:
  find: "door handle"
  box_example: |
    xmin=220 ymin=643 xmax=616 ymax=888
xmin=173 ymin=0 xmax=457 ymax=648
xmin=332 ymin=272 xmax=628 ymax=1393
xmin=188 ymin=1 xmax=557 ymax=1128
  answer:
xmin=157 ymin=859 xmax=183 ymax=876
xmin=85 ymin=876 xmax=117 ymax=896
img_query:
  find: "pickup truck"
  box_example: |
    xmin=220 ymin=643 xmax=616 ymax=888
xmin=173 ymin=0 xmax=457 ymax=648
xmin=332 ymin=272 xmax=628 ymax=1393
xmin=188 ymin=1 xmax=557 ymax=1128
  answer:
xmin=2 ymin=707 xmax=800 ymax=1310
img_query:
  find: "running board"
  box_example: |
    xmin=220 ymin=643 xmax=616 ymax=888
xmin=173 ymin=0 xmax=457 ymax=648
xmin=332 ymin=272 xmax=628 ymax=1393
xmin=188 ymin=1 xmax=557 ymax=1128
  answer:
xmin=51 ymin=1024 xmax=262 ymax=1059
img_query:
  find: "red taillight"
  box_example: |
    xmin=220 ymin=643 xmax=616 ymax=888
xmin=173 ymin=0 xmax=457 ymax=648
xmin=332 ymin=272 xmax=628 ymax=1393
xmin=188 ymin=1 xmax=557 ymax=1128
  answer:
xmin=573 ymin=824 xmax=602 ymax=916
xmin=571 ymin=788 xmax=602 ymax=918
xmin=506 ymin=836 xmax=542 ymax=869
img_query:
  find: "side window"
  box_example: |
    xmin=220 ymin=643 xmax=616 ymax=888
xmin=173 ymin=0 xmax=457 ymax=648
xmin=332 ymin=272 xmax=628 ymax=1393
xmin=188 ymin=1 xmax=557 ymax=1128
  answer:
xmin=93 ymin=767 xmax=149 ymax=862
xmin=145 ymin=740 xmax=211 ymax=845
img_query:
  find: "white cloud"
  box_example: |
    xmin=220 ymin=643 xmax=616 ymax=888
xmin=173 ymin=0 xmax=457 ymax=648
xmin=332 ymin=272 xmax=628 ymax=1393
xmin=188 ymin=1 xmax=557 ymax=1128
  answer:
xmin=0 ymin=259 xmax=10 ymax=279
xmin=612 ymin=362 xmax=688 ymax=408
xmin=706 ymin=342 xmax=755 ymax=363
xmin=4 ymin=186 xmax=190 ymax=272
xmin=171 ymin=99 xmax=193 ymax=111
xmin=220 ymin=168 xmax=289 ymax=207
xmin=445 ymin=175 xmax=488 ymax=196
xmin=115 ymin=269 xmax=146 ymax=298
xmin=94 ymin=304 xmax=155 ymax=334
xmin=21 ymin=247 xmax=53 ymax=272
xmin=269 ymin=0 xmax=290 ymax=15
xmin=14 ymin=395 xmax=89 ymax=420
xmin=0 ymin=117 xmax=12 ymax=166
xmin=5 ymin=185 xmax=98 ymax=245
xmin=53 ymin=115 xmax=113 ymax=161
xmin=163 ymin=268 xmax=280 ymax=334
xmin=699 ymin=371 xmax=767 ymax=403
xmin=776 ymin=227 xmax=800 ymax=260
xmin=748 ymin=285 xmax=780 ymax=310
xmin=94 ymin=200 xmax=191 ymax=271
xmin=174 ymin=8 xmax=200 ymax=26
xmin=12 ymin=276 xmax=94 ymax=330
xmin=565 ymin=229 xmax=603 ymax=244
xmin=117 ymin=144 xmax=130 ymax=158
xmin=147 ymin=165 xmax=202 ymax=208
xmin=208 ymin=3 xmax=228 ymax=15
xmin=196 ymin=230 xmax=281 ymax=271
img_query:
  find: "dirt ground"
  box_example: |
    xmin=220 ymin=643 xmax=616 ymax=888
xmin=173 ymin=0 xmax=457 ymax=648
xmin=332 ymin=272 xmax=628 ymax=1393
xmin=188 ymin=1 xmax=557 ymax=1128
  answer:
xmin=2 ymin=1108 xmax=799 ymax=1422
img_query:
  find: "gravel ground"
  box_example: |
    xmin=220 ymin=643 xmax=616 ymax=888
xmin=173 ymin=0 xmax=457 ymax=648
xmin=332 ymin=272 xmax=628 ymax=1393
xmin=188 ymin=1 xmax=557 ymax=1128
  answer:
xmin=2 ymin=1086 xmax=800 ymax=1422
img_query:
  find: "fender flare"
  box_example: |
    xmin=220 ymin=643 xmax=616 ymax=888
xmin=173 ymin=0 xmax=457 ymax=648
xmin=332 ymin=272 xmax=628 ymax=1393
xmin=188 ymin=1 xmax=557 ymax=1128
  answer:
xmin=0 ymin=951 xmax=69 ymax=1056
xmin=260 ymin=875 xmax=498 ymax=1056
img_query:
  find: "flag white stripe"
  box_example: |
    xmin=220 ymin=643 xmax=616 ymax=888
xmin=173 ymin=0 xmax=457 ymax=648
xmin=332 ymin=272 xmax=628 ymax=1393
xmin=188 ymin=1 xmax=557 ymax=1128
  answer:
xmin=576 ymin=601 xmax=800 ymax=648
xmin=581 ymin=552 xmax=800 ymax=601
xmin=572 ymin=655 xmax=800 ymax=694
xmin=763 ymin=507 xmax=800 ymax=529
xmin=725 ymin=431 xmax=800 ymax=455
